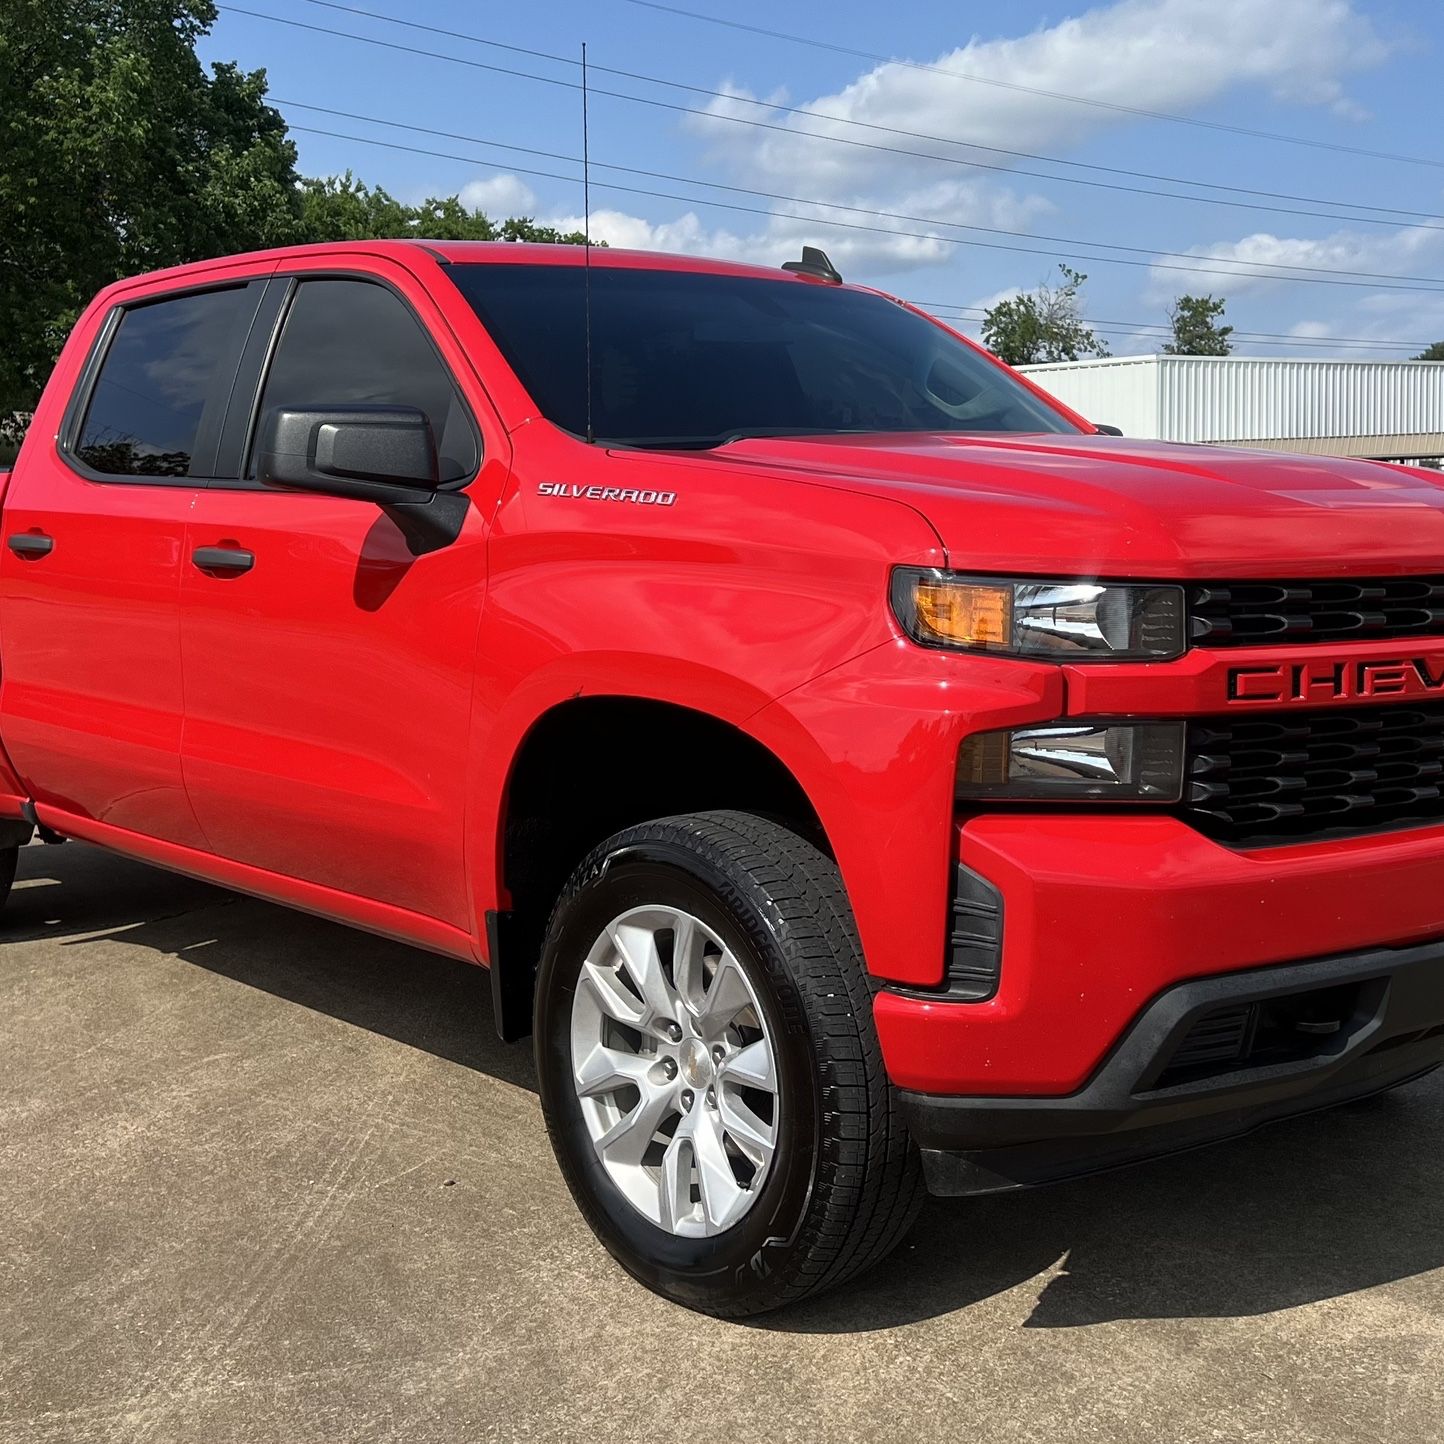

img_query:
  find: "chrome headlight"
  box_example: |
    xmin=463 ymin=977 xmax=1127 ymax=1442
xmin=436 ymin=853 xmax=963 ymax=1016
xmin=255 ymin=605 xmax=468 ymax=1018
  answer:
xmin=957 ymin=722 xmax=1185 ymax=802
xmin=892 ymin=569 xmax=1186 ymax=661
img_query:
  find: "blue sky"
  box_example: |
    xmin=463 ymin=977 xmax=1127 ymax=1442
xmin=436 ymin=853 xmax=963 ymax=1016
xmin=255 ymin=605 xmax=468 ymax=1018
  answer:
xmin=201 ymin=0 xmax=1444 ymax=357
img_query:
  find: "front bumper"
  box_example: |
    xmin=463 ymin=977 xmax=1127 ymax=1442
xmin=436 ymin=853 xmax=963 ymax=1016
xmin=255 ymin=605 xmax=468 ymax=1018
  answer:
xmin=875 ymin=813 xmax=1444 ymax=1094
xmin=900 ymin=937 xmax=1444 ymax=1195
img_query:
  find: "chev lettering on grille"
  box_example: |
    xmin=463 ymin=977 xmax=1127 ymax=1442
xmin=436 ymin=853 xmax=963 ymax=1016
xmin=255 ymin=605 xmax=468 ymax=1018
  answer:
xmin=1227 ymin=657 xmax=1444 ymax=704
xmin=538 ymin=483 xmax=677 ymax=505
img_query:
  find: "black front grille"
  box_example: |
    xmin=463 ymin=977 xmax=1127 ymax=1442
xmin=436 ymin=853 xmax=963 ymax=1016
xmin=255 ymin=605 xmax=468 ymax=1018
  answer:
xmin=1190 ymin=577 xmax=1444 ymax=648
xmin=1185 ymin=703 xmax=1444 ymax=843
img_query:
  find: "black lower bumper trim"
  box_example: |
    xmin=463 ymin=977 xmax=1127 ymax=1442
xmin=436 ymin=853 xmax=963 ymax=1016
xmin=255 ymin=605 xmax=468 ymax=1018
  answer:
xmin=900 ymin=938 xmax=1444 ymax=1195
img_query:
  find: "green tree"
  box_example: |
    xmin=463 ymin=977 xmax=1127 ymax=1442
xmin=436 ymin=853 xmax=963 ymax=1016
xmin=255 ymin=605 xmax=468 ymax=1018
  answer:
xmin=297 ymin=174 xmax=416 ymax=242
xmin=1412 ymin=342 xmax=1444 ymax=360
xmin=1164 ymin=294 xmax=1234 ymax=355
xmin=981 ymin=266 xmax=1109 ymax=366
xmin=0 ymin=3 xmax=593 ymax=430
xmin=496 ymin=216 xmax=593 ymax=246
xmin=0 ymin=1 xmax=305 ymax=416
xmin=296 ymin=177 xmax=594 ymax=246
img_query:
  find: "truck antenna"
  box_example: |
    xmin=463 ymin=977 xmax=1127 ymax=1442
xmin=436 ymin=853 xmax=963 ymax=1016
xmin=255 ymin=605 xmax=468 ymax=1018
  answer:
xmin=582 ymin=41 xmax=596 ymax=446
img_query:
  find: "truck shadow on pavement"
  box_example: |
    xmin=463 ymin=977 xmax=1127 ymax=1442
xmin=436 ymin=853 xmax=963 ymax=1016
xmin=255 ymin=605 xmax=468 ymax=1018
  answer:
xmin=7 ymin=840 xmax=537 ymax=1092
xmin=11 ymin=842 xmax=1444 ymax=1333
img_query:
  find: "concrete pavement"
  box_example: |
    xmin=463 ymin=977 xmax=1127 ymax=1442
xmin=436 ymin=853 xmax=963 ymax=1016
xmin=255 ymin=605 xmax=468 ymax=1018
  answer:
xmin=2 ymin=840 xmax=1441 ymax=1443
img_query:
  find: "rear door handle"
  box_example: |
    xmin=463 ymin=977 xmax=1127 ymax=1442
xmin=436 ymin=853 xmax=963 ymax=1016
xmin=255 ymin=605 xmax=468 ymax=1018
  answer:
xmin=7 ymin=532 xmax=53 ymax=559
xmin=192 ymin=545 xmax=255 ymax=575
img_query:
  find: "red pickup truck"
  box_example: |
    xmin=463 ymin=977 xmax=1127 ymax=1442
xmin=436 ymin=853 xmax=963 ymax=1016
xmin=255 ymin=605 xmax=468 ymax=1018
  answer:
xmin=5 ymin=240 xmax=1444 ymax=1316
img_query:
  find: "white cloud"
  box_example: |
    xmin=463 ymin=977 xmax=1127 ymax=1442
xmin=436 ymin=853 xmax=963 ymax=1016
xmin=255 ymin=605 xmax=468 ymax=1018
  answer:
xmin=688 ymin=0 xmax=1389 ymax=196
xmin=1148 ymin=223 xmax=1444 ymax=299
xmin=577 ymin=205 xmax=946 ymax=272
xmin=451 ymin=0 xmax=1396 ymax=294
xmin=548 ymin=196 xmax=964 ymax=275
xmin=532 ymin=174 xmax=1055 ymax=278
xmin=968 ymin=286 xmax=1026 ymax=313
xmin=1317 ymin=290 xmax=1444 ymax=352
xmin=459 ymin=175 xmax=539 ymax=216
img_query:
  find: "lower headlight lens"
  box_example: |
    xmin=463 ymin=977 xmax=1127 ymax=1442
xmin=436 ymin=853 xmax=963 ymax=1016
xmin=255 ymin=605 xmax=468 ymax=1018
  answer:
xmin=958 ymin=721 xmax=1185 ymax=802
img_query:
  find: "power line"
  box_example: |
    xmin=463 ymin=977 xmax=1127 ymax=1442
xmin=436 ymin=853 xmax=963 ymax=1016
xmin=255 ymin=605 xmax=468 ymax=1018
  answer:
xmin=222 ymin=4 xmax=1444 ymax=236
xmin=272 ymin=98 xmax=1444 ymax=291
xmin=914 ymin=304 xmax=1425 ymax=350
xmin=284 ymin=120 xmax=1444 ymax=296
xmin=623 ymin=0 xmax=1444 ymax=174
xmin=918 ymin=307 xmax=1422 ymax=353
xmin=282 ymin=114 xmax=1428 ymax=350
xmin=295 ymin=0 xmax=1444 ymax=225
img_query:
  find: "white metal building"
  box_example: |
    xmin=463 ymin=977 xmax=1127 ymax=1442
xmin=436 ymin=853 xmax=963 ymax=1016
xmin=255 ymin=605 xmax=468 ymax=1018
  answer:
xmin=1017 ymin=355 xmax=1444 ymax=461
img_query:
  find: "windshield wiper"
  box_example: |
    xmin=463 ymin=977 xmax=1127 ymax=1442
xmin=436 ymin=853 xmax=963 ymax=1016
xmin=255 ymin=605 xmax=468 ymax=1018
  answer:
xmin=602 ymin=427 xmax=869 ymax=451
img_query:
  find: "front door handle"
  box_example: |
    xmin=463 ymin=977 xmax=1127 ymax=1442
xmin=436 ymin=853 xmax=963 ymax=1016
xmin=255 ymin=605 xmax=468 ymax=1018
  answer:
xmin=192 ymin=545 xmax=255 ymax=575
xmin=7 ymin=532 xmax=53 ymax=559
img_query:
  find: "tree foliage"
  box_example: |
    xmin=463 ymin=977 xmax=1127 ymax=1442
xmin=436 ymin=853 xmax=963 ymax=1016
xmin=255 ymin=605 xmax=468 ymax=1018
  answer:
xmin=0 ymin=1 xmax=590 ymax=422
xmin=1164 ymin=294 xmax=1234 ymax=356
xmin=1412 ymin=342 xmax=1444 ymax=361
xmin=0 ymin=1 xmax=302 ymax=413
xmin=980 ymin=266 xmax=1109 ymax=366
xmin=296 ymin=176 xmax=589 ymax=246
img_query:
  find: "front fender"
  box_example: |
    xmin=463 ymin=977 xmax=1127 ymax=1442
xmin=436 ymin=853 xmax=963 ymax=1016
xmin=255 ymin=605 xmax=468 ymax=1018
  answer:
xmin=749 ymin=641 xmax=1063 ymax=987
xmin=466 ymin=428 xmax=949 ymax=941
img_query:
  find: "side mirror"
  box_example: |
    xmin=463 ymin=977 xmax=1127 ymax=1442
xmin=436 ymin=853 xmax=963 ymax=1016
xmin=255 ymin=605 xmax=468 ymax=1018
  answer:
xmin=1094 ymin=424 xmax=1124 ymax=437
xmin=255 ymin=405 xmax=468 ymax=555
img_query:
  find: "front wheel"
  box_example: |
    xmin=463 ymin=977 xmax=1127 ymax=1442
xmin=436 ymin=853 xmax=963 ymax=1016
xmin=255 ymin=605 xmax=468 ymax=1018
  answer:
xmin=534 ymin=811 xmax=922 ymax=1317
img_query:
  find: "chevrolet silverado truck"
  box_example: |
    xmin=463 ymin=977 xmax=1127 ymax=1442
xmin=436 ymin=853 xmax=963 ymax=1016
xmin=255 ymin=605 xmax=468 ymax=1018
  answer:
xmin=5 ymin=240 xmax=1444 ymax=1316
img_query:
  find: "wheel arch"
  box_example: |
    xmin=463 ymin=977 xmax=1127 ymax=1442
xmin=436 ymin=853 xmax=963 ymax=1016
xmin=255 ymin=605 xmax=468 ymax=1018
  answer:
xmin=481 ymin=690 xmax=832 ymax=1039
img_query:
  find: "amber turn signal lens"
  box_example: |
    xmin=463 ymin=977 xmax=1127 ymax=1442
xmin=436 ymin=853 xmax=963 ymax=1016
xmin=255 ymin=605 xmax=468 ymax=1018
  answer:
xmin=890 ymin=569 xmax=1187 ymax=660
xmin=914 ymin=581 xmax=1012 ymax=649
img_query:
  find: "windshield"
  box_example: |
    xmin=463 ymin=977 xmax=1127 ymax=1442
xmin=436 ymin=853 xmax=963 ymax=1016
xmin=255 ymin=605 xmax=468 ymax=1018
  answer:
xmin=449 ymin=263 xmax=1078 ymax=448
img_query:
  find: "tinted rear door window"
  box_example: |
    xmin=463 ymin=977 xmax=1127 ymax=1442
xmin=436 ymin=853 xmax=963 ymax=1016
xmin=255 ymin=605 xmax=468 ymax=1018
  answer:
xmin=76 ymin=286 xmax=252 ymax=478
xmin=252 ymin=279 xmax=478 ymax=481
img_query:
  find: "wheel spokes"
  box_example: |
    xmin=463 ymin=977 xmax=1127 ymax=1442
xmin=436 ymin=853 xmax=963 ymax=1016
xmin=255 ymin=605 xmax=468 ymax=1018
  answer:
xmin=608 ymin=920 xmax=679 ymax=1027
xmin=717 ymin=1091 xmax=776 ymax=1170
xmin=577 ymin=959 xmax=649 ymax=1028
xmin=595 ymin=1079 xmax=675 ymax=1169
xmin=697 ymin=953 xmax=754 ymax=1037
xmin=687 ymin=1105 xmax=750 ymax=1232
xmin=658 ymin=1132 xmax=693 ymax=1233
xmin=573 ymin=1040 xmax=653 ymax=1099
xmin=570 ymin=904 xmax=780 ymax=1238
xmin=671 ymin=913 xmax=707 ymax=1015
xmin=717 ymin=1038 xmax=775 ymax=1092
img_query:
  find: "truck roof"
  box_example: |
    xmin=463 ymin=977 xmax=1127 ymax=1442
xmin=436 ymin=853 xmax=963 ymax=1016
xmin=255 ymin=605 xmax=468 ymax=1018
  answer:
xmin=104 ymin=239 xmax=839 ymax=292
xmin=423 ymin=241 xmax=805 ymax=283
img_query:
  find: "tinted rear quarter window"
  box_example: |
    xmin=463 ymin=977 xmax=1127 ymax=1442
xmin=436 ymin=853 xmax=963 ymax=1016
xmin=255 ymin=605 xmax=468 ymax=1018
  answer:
xmin=76 ymin=286 xmax=252 ymax=477
xmin=252 ymin=279 xmax=478 ymax=482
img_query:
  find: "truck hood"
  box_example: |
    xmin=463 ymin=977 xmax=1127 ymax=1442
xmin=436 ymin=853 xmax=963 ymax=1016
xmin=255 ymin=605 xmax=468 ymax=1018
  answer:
xmin=708 ymin=433 xmax=1444 ymax=577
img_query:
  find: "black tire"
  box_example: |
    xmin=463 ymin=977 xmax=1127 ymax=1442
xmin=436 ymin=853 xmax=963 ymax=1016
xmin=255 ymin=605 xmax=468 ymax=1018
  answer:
xmin=534 ymin=810 xmax=923 ymax=1317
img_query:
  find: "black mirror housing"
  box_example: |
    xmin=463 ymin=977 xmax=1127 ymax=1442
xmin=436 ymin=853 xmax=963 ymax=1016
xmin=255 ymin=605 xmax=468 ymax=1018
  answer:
xmin=256 ymin=405 xmax=467 ymax=556
xmin=257 ymin=405 xmax=439 ymax=500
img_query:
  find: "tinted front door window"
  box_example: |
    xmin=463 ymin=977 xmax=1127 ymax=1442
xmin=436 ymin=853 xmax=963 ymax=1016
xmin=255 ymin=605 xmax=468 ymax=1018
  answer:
xmin=253 ymin=279 xmax=478 ymax=480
